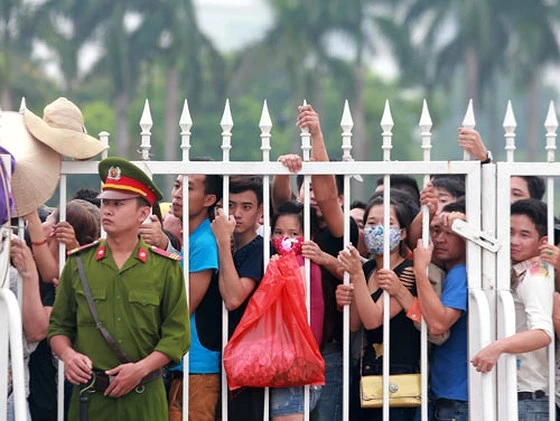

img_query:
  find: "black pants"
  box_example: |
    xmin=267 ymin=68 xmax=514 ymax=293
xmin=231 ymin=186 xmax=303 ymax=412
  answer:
xmin=227 ymin=387 xmax=265 ymax=421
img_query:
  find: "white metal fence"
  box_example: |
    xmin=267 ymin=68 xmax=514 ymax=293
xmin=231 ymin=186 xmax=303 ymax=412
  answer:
xmin=1 ymin=97 xmax=559 ymax=421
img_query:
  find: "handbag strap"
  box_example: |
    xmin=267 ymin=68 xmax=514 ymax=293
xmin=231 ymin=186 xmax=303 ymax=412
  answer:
xmin=360 ymin=328 xmax=364 ymax=376
xmin=75 ymin=255 xmax=131 ymax=364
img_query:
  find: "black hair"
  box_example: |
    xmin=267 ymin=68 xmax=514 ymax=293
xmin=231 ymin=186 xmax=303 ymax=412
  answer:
xmin=230 ymin=176 xmax=263 ymax=205
xmin=431 ymin=175 xmax=465 ymax=199
xmin=192 ymin=157 xmax=223 ymax=218
xmin=518 ymin=176 xmax=546 ymax=200
xmin=511 ymin=199 xmax=547 ymax=238
xmin=365 ymin=189 xmax=418 ymax=257
xmin=366 ymin=189 xmax=419 ymax=230
xmin=271 ymin=200 xmax=319 ymax=239
xmin=350 ymin=200 xmax=366 ymax=210
xmin=375 ymin=175 xmax=420 ymax=204
xmin=72 ymin=188 xmax=101 ymax=208
xmin=441 ymin=197 xmax=466 ymax=214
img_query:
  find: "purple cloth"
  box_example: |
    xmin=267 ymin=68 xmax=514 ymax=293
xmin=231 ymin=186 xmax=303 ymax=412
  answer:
xmin=0 ymin=145 xmax=16 ymax=225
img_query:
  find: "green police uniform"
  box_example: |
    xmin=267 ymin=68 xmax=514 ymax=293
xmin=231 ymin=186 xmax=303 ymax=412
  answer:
xmin=48 ymin=157 xmax=189 ymax=420
xmin=48 ymin=239 xmax=189 ymax=420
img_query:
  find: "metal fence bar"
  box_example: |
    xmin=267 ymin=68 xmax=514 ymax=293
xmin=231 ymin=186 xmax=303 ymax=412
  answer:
xmin=380 ymin=99 xmax=393 ymax=421
xmin=419 ymin=99 xmax=432 ymax=421
xmin=340 ymin=100 xmax=353 ymax=421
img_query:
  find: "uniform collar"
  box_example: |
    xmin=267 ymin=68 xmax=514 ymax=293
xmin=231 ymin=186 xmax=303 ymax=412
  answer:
xmin=95 ymin=238 xmax=150 ymax=264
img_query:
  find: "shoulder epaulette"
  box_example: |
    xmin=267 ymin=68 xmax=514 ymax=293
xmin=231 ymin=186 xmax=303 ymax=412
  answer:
xmin=150 ymin=246 xmax=182 ymax=261
xmin=67 ymin=240 xmax=100 ymax=256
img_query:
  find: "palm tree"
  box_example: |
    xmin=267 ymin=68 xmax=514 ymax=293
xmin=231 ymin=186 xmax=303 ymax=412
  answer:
xmin=35 ymin=0 xmax=116 ymax=94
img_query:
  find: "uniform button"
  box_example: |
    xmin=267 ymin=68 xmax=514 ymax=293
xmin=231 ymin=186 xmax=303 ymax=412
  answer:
xmin=116 ymin=295 xmax=120 ymax=300
xmin=117 ymin=317 xmax=121 ymax=322
xmin=118 ymin=339 xmax=123 ymax=344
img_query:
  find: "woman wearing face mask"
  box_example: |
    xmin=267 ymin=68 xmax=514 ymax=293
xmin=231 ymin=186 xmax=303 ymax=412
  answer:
xmin=337 ymin=189 xmax=420 ymax=421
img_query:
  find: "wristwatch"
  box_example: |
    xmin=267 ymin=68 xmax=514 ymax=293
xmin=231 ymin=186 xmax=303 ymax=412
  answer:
xmin=481 ymin=150 xmax=493 ymax=164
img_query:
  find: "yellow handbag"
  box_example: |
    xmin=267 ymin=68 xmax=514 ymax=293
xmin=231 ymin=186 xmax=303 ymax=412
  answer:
xmin=360 ymin=373 xmax=421 ymax=408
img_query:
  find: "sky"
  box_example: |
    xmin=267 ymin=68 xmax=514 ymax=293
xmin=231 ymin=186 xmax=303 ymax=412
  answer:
xmin=193 ymin=0 xmax=274 ymax=52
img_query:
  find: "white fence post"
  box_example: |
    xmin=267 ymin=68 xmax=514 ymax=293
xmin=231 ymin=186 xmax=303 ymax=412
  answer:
xmin=340 ymin=100 xmax=353 ymax=421
xmin=380 ymin=99 xmax=393 ymax=421
xmin=220 ymin=98 xmax=233 ymax=421
xmin=496 ymin=101 xmax=519 ymax=421
xmin=418 ymin=99 xmax=432 ymax=421
xmin=545 ymin=101 xmax=558 ymax=420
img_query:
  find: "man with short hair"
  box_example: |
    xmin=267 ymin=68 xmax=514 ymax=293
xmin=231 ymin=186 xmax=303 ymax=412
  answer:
xmin=211 ymin=175 xmax=265 ymax=419
xmin=413 ymin=200 xmax=469 ymax=421
xmin=166 ymin=168 xmax=223 ymax=421
xmin=48 ymin=157 xmax=190 ymax=420
xmin=511 ymin=176 xmax=546 ymax=202
xmin=472 ymin=199 xmax=553 ymax=420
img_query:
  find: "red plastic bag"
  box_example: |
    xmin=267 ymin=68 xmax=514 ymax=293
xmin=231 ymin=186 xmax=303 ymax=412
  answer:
xmin=223 ymin=253 xmax=325 ymax=390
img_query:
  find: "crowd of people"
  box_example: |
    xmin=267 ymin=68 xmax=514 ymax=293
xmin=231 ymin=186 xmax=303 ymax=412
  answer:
xmin=3 ymin=100 xmax=560 ymax=421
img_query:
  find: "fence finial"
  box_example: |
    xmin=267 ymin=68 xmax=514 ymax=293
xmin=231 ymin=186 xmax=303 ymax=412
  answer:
xmin=340 ymin=100 xmax=354 ymax=135
xmin=380 ymin=100 xmax=393 ymax=160
xmin=260 ymin=100 xmax=272 ymax=161
xmin=19 ymin=97 xmax=26 ymax=114
xmin=545 ymin=100 xmax=558 ymax=163
xmin=462 ymin=99 xmax=476 ymax=128
xmin=300 ymin=99 xmax=311 ymax=160
xmin=98 ymin=131 xmax=110 ymax=159
xmin=419 ymin=99 xmax=433 ymax=157
xmin=180 ymin=99 xmax=193 ymax=161
xmin=139 ymin=99 xmax=153 ymax=160
xmin=503 ymin=100 xmax=517 ymax=162
xmin=221 ymin=99 xmax=233 ymax=160
xmin=462 ymin=99 xmax=476 ymax=160
xmin=341 ymin=100 xmax=353 ymax=159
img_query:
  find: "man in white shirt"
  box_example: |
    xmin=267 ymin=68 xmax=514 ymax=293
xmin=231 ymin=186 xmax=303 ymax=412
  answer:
xmin=471 ymin=199 xmax=553 ymax=420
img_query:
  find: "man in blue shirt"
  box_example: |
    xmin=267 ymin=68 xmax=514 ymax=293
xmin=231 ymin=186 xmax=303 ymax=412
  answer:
xmin=413 ymin=200 xmax=468 ymax=421
xmin=166 ymin=170 xmax=223 ymax=421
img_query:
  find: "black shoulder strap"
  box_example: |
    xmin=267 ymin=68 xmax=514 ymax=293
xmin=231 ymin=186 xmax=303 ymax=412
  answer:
xmin=75 ymin=255 xmax=131 ymax=364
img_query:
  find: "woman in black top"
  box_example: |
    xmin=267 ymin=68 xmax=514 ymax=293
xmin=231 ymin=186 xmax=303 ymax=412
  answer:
xmin=337 ymin=190 xmax=420 ymax=421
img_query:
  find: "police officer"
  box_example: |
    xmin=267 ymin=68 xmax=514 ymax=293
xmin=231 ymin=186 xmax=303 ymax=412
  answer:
xmin=48 ymin=157 xmax=190 ymax=420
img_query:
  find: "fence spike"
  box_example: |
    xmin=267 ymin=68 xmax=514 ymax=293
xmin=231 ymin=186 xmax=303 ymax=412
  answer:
xmin=179 ymin=99 xmax=193 ymax=161
xmin=220 ymin=99 xmax=233 ymax=132
xmin=462 ymin=98 xmax=476 ymax=129
xmin=545 ymin=101 xmax=558 ymax=133
xmin=380 ymin=100 xmax=393 ymax=160
xmin=179 ymin=99 xmax=193 ymax=132
xmin=545 ymin=100 xmax=557 ymax=163
xmin=139 ymin=99 xmax=152 ymax=160
xmin=260 ymin=100 xmax=272 ymax=161
xmin=340 ymin=100 xmax=354 ymax=133
xmin=140 ymin=99 xmax=153 ymax=132
xmin=380 ymin=99 xmax=394 ymax=133
xmin=19 ymin=97 xmax=26 ymax=113
xmin=503 ymin=100 xmax=517 ymax=162
xmin=503 ymin=100 xmax=517 ymax=132
xmin=419 ymin=99 xmax=433 ymax=132
xmin=259 ymin=100 xmax=272 ymax=134
xmin=221 ymin=99 xmax=233 ymax=160
xmin=419 ymin=99 xmax=433 ymax=159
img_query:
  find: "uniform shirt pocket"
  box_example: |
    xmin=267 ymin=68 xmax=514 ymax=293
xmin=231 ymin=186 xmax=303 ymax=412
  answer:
xmin=76 ymin=288 xmax=107 ymax=326
xmin=128 ymin=290 xmax=161 ymax=334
